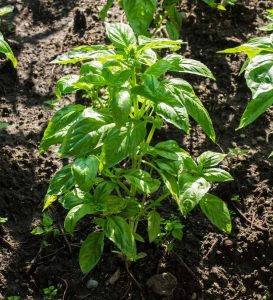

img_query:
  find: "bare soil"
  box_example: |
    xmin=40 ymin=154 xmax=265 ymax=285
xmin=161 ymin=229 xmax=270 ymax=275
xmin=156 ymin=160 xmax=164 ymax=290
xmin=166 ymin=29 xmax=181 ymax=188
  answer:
xmin=0 ymin=0 xmax=273 ymax=299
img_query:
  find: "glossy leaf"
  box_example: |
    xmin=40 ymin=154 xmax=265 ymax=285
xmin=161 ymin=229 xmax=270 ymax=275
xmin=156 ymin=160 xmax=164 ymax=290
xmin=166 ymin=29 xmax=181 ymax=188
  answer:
xmin=64 ymin=203 xmax=99 ymax=234
xmin=178 ymin=174 xmax=210 ymax=216
xmin=72 ymin=155 xmax=100 ymax=191
xmin=56 ymin=75 xmax=79 ymax=99
xmin=124 ymin=169 xmax=160 ymax=194
xmin=201 ymin=168 xmax=233 ymax=182
xmin=0 ymin=33 xmax=17 ymax=67
xmin=105 ymin=22 xmax=136 ymax=49
xmin=40 ymin=104 xmax=84 ymax=153
xmin=60 ymin=108 xmax=114 ymax=157
xmin=104 ymin=216 xmax=137 ymax=259
xmin=0 ymin=5 xmax=14 ymax=17
xmin=79 ymin=232 xmax=104 ymax=273
xmin=59 ymin=188 xmax=92 ymax=210
xmin=122 ymin=0 xmax=157 ymax=35
xmin=197 ymin=151 xmax=226 ymax=168
xmin=148 ymin=211 xmax=161 ymax=242
xmin=101 ymin=121 xmax=146 ymax=168
xmin=47 ymin=165 xmax=75 ymax=196
xmin=111 ymin=88 xmax=132 ymax=125
xmin=200 ymin=193 xmax=232 ymax=234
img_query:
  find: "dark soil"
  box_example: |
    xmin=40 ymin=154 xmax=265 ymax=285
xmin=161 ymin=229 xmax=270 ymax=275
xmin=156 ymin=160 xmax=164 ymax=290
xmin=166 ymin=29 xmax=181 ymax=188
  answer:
xmin=0 ymin=0 xmax=273 ymax=299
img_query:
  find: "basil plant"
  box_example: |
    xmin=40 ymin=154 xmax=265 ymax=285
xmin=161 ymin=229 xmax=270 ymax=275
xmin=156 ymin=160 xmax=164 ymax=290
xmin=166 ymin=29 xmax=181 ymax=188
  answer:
xmin=41 ymin=23 xmax=233 ymax=273
xmin=0 ymin=5 xmax=17 ymax=68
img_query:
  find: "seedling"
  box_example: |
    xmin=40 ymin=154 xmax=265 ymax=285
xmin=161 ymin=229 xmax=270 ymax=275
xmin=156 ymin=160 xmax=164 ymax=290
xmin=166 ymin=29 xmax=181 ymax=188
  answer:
xmin=201 ymin=0 xmax=237 ymax=10
xmin=41 ymin=22 xmax=233 ymax=273
xmin=43 ymin=285 xmax=58 ymax=300
xmin=31 ymin=213 xmax=60 ymax=246
xmin=99 ymin=0 xmax=183 ymax=40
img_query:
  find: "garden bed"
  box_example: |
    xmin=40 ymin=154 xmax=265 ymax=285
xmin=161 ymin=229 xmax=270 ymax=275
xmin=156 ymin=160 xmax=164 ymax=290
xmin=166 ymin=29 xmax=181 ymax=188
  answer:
xmin=0 ymin=0 xmax=273 ymax=299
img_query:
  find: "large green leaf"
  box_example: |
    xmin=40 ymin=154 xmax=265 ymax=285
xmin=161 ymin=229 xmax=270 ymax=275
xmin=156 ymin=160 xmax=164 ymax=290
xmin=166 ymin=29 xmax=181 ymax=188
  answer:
xmin=0 ymin=5 xmax=14 ymax=17
xmin=137 ymin=36 xmax=183 ymax=53
xmin=199 ymin=193 xmax=231 ymax=234
xmin=47 ymin=164 xmax=75 ymax=196
xmin=72 ymin=155 xmax=100 ymax=191
xmin=197 ymin=151 xmax=226 ymax=168
xmin=122 ymin=0 xmax=157 ymax=35
xmin=124 ymin=169 xmax=160 ymax=194
xmin=101 ymin=121 xmax=146 ymax=168
xmin=56 ymin=75 xmax=79 ymax=99
xmin=148 ymin=211 xmax=161 ymax=242
xmin=40 ymin=104 xmax=84 ymax=153
xmin=147 ymin=140 xmax=187 ymax=160
xmin=155 ymin=97 xmax=190 ymax=133
xmin=238 ymin=54 xmax=273 ymax=129
xmin=111 ymin=88 xmax=132 ymax=125
xmin=105 ymin=22 xmax=136 ymax=49
xmin=0 ymin=33 xmax=17 ymax=67
xmin=178 ymin=90 xmax=215 ymax=142
xmin=51 ymin=45 xmax=115 ymax=64
xmin=164 ymin=54 xmax=215 ymax=79
xmin=59 ymin=188 xmax=92 ymax=210
xmin=104 ymin=216 xmax=137 ymax=260
xmin=79 ymin=232 xmax=104 ymax=273
xmin=64 ymin=203 xmax=100 ymax=234
xmin=177 ymin=174 xmax=210 ymax=216
xmin=201 ymin=168 xmax=233 ymax=182
xmin=60 ymin=108 xmax=114 ymax=157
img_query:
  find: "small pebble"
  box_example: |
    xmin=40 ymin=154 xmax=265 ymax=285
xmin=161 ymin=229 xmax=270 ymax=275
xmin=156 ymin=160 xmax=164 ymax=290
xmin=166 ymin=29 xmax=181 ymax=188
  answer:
xmin=224 ymin=239 xmax=233 ymax=247
xmin=86 ymin=279 xmax=98 ymax=289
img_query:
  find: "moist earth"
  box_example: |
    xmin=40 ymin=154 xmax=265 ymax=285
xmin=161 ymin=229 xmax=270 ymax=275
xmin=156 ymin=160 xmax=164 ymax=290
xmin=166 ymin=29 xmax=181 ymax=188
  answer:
xmin=0 ymin=0 xmax=273 ymax=299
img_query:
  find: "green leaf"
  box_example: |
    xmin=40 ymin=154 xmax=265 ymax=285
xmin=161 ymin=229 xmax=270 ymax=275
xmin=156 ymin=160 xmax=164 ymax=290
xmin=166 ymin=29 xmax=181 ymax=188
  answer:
xmin=102 ymin=68 xmax=131 ymax=86
xmin=51 ymin=45 xmax=115 ymax=64
xmin=122 ymin=0 xmax=157 ymax=35
xmin=79 ymin=232 xmax=104 ymax=273
xmin=104 ymin=216 xmax=137 ymax=260
xmin=148 ymin=211 xmax=161 ymax=242
xmin=166 ymin=21 xmax=180 ymax=40
xmin=238 ymin=54 xmax=273 ymax=129
xmin=43 ymin=213 xmax=53 ymax=227
xmin=0 ymin=33 xmax=17 ymax=68
xmin=111 ymin=88 xmax=132 ymax=125
xmin=164 ymin=54 xmax=215 ymax=79
xmin=105 ymin=22 xmax=136 ymax=49
xmin=99 ymin=0 xmax=114 ymax=20
xmin=40 ymin=104 xmax=84 ymax=153
xmin=137 ymin=36 xmax=183 ymax=53
xmin=101 ymin=121 xmax=146 ymax=168
xmin=125 ymin=169 xmax=161 ymax=194
xmin=64 ymin=203 xmax=99 ymax=234
xmin=94 ymin=181 xmax=117 ymax=200
xmin=72 ymin=155 xmax=100 ymax=191
xmin=197 ymin=151 xmax=226 ymax=168
xmin=56 ymin=75 xmax=79 ymax=99
xmin=0 ymin=217 xmax=8 ymax=223
xmin=155 ymin=97 xmax=190 ymax=133
xmin=166 ymin=5 xmax=182 ymax=29
xmin=155 ymin=159 xmax=180 ymax=177
xmin=119 ymin=199 xmax=140 ymax=218
xmin=60 ymin=108 xmax=114 ymax=157
xmin=201 ymin=168 xmax=233 ymax=182
xmin=43 ymin=195 xmax=57 ymax=211
xmin=148 ymin=140 xmax=187 ymax=160
xmin=144 ymin=60 xmax=172 ymax=78
xmin=138 ymin=49 xmax=157 ymax=66
xmin=47 ymin=165 xmax=75 ymax=196
xmin=199 ymin=193 xmax=231 ymax=234
xmin=0 ymin=122 xmax=8 ymax=129
xmin=179 ymin=90 xmax=215 ymax=142
xmin=101 ymin=195 xmax=127 ymax=214
xmin=0 ymin=5 xmax=14 ymax=17
xmin=59 ymin=188 xmax=92 ymax=210
xmin=178 ymin=174 xmax=210 ymax=216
